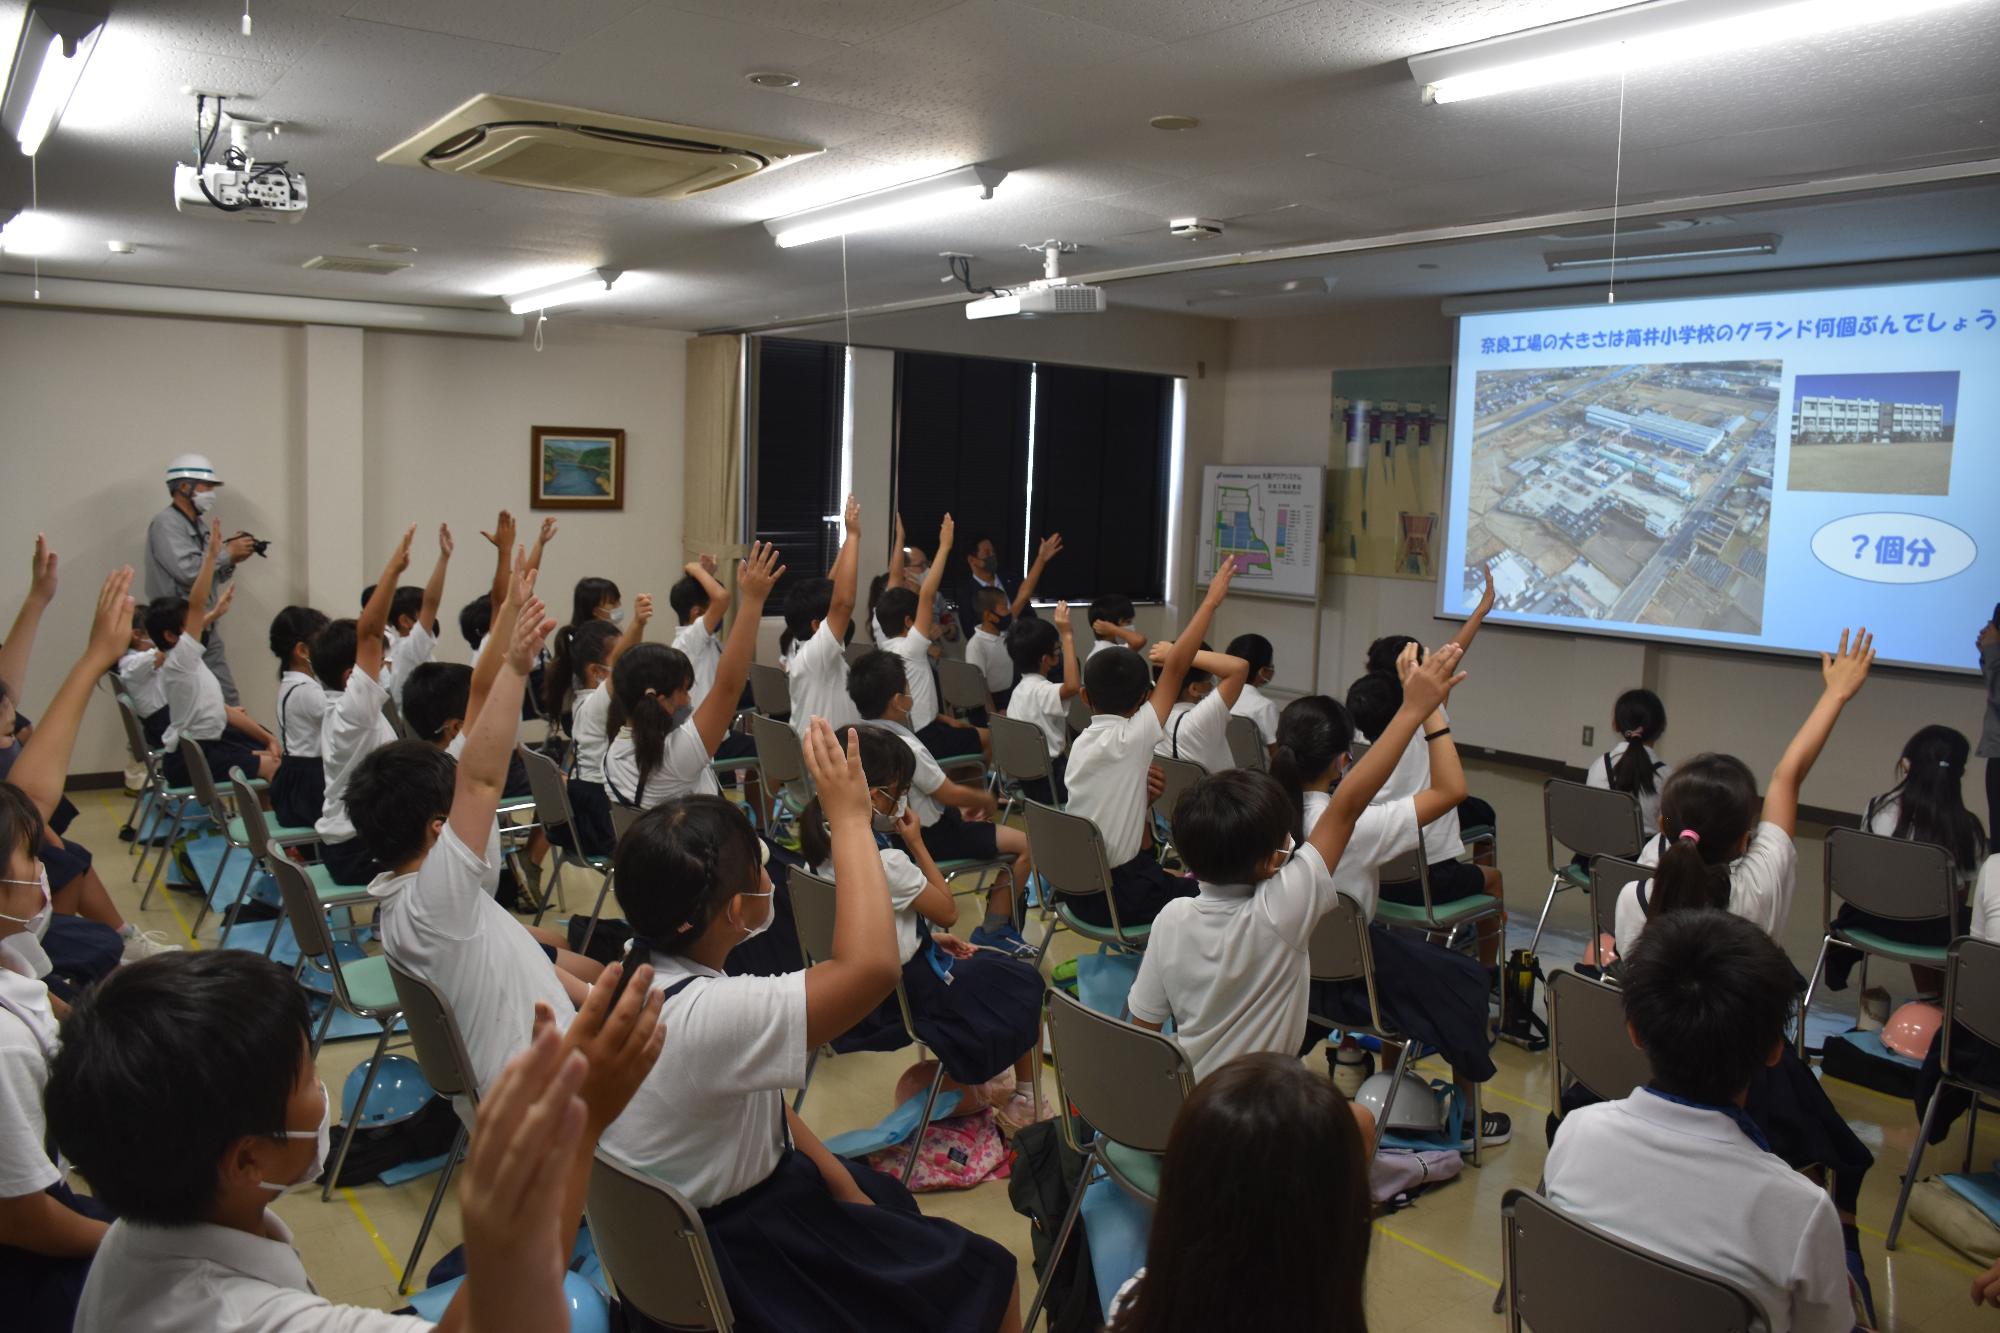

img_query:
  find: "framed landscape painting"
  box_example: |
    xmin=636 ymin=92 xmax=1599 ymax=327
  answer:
xmin=531 ymin=426 xmax=625 ymax=510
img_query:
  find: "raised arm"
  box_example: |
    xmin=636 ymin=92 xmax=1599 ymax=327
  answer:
xmin=1149 ymin=559 xmax=1236 ymax=724
xmin=685 ymin=555 xmax=730 ymax=634
xmin=525 ymin=517 xmax=558 ymax=575
xmin=466 ymin=549 xmax=544 ymax=732
xmin=1764 ymin=627 xmax=1874 ymax=837
xmin=183 ymin=521 xmax=222 ymax=637
xmin=9 ymin=569 xmax=134 ymax=821
xmin=694 ymin=543 xmax=781 ymax=754
xmin=914 ymin=514 xmax=953 ymax=639
xmin=1449 ymin=561 xmax=1496 ymax=656
xmin=419 ymin=524 xmax=453 ymax=633
xmin=824 ymin=494 xmax=859 ymax=640
xmin=887 ymin=515 xmax=906 ymax=598
xmin=202 ymin=582 xmax=234 ymax=630
xmin=357 ymin=527 xmax=415 ymax=683
xmin=481 ymin=510 xmax=517 ymax=614
xmin=1011 ymin=532 xmax=1062 ymax=618
xmin=1151 ymin=645 xmax=1249 ymax=709
xmin=0 ymin=536 xmax=58 ymax=699
xmin=604 ymin=592 xmax=650 ymax=673
xmin=1313 ymin=644 xmax=1465 ymax=867
xmin=1054 ymin=601 xmax=1082 ymax=701
xmin=799 ymin=720 xmax=902 ymax=1049
xmin=450 ymin=565 xmax=551 ymax=849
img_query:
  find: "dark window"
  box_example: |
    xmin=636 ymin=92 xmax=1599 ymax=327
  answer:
xmin=751 ymin=338 xmax=844 ymax=598
xmin=893 ymin=353 xmax=1032 ymax=572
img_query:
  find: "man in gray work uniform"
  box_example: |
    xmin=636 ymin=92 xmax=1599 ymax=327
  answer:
xmin=144 ymin=453 xmax=255 ymax=705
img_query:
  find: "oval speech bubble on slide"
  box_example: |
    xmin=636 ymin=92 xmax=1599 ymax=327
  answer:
xmin=1810 ymin=513 xmax=1977 ymax=584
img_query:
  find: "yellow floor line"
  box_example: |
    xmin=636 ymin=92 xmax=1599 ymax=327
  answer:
xmin=1372 ymin=1219 xmax=1501 ymax=1290
xmin=339 ymin=1186 xmax=407 ymax=1284
xmin=1854 ymin=1219 xmax=1984 ymax=1276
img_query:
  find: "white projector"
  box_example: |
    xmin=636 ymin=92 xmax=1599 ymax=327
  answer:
xmin=965 ymin=283 xmax=1107 ymax=320
xmin=174 ymin=161 xmax=309 ymax=221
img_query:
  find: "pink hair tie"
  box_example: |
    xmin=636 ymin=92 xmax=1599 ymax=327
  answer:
xmin=1677 ymin=829 xmax=1701 ymax=844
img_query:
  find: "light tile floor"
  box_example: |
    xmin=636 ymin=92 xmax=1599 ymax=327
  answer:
xmin=65 ymin=755 xmax=2000 ymax=1330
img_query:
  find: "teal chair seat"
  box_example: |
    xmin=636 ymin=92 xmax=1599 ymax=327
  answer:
xmin=1834 ymin=928 xmax=1949 ymax=968
xmin=338 ymin=954 xmax=399 ymax=1014
xmin=227 ymin=813 xmax=318 ymax=845
xmin=1055 ymin=900 xmax=1150 ymax=947
xmin=1557 ymin=862 xmax=1590 ymax=890
xmin=1376 ymin=893 xmax=1496 ymax=930
xmin=301 ymin=860 xmax=373 ymax=905
xmin=1100 ymin=1139 xmax=1163 ymax=1200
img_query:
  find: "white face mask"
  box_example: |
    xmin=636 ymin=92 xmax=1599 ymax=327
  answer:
xmin=869 ymin=790 xmax=908 ymax=834
xmin=0 ymin=866 xmax=52 ymax=979
xmin=606 ymin=607 xmax=626 ymax=625
xmin=191 ymin=489 xmax=217 ymax=515
xmin=260 ymin=1079 xmax=332 ymax=1194
xmin=0 ymin=864 xmax=52 ymax=937
xmin=732 ymin=886 xmax=775 ymax=941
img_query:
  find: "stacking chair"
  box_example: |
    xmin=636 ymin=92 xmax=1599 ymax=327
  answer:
xmin=517 ymin=746 xmax=608 ymax=932
xmin=386 ymin=962 xmax=478 ymax=1293
xmin=225 ymin=771 xmax=371 ymax=954
xmin=1025 ymin=800 xmax=1150 ymax=957
xmin=1065 ymin=693 xmax=1092 ymax=740
xmin=989 ymin=714 xmax=1057 ymax=829
xmin=268 ymin=856 xmax=404 ymax=1202
xmin=382 ymin=695 xmax=411 ymax=740
xmin=1501 ymin=1189 xmax=1762 ymax=1333
xmin=179 ymin=741 xmax=317 ymax=944
xmin=1586 ymin=856 xmax=1651 ymax=969
xmin=1149 ymin=754 xmax=1205 ymax=867
xmin=105 ymin=681 xmax=158 ymax=843
xmin=1024 ymin=986 xmax=1193 ymax=1332
xmin=1532 ymin=780 xmax=1645 ymax=956
xmin=746 ymin=713 xmax=811 ymax=835
xmin=1225 ymin=713 xmax=1267 ymax=771
xmin=588 ymin=1152 xmax=736 ymax=1331
xmin=937 ymin=657 xmax=993 ymax=719
xmin=1372 ymin=842 xmax=1504 ymax=951
xmin=1887 ymin=936 xmax=2000 ymax=1248
xmin=1547 ymin=970 xmax=1652 ymax=1121
xmin=1801 ymin=827 xmax=1961 ymax=1022
xmin=110 ymin=686 xmax=190 ymax=891
xmin=747 ymin=662 xmax=791 ymax=720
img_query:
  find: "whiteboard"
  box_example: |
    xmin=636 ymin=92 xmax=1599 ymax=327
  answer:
xmin=1195 ymin=464 xmax=1324 ymax=601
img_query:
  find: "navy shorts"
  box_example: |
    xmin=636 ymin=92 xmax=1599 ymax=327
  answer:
xmin=917 ymin=807 xmax=999 ymax=864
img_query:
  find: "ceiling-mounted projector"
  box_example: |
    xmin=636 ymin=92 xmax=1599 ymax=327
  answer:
xmin=963 ymin=240 xmax=1106 ymax=320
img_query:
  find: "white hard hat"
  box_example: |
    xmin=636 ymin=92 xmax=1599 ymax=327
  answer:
xmin=1354 ymin=1071 xmax=1445 ymax=1133
xmin=165 ymin=453 xmax=222 ymax=486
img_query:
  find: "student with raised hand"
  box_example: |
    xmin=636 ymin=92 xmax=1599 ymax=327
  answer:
xmin=0 ymin=536 xmax=59 ymax=719
xmin=603 ymin=719 xmax=1020 ymax=1333
xmin=0 ymin=567 xmax=132 ymax=1333
xmin=383 ymin=524 xmax=452 ymax=711
xmin=881 ymin=514 xmax=983 ymax=763
xmin=549 ymin=616 xmax=633 ymax=859
xmin=117 ymin=606 xmax=171 ymax=751
xmin=1225 ymin=633 xmax=1280 ymax=749
xmin=1001 ymin=601 xmax=1082 ymax=804
xmin=782 ymin=494 xmax=863 ymax=737
xmin=540 ymin=573 xmax=621 ymax=721
xmin=148 ymin=521 xmax=279 ymax=787
xmin=1148 ymin=639 xmax=1250 ymax=774
xmin=1087 ymin=593 xmax=1146 ymax=662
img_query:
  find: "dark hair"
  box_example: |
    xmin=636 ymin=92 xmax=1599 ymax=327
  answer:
xmin=1609 ymin=688 xmax=1668 ymax=798
xmin=847 ymin=650 xmax=909 ymax=721
xmin=400 ymin=662 xmax=472 ymax=744
xmin=1084 ymin=645 xmax=1150 ymax=716
xmin=1363 ymin=634 xmax=1419 ymax=676
xmin=143 ymin=595 xmax=187 ymax=650
xmin=458 ymin=594 xmax=492 ymax=650
xmin=1006 ymin=617 xmax=1060 ymax=676
xmin=1172 ymin=639 xmax=1215 ymax=695
xmin=875 ymin=586 xmax=918 ymax=640
xmin=346 ymin=740 xmax=456 ymax=864
xmin=388 ymin=585 xmax=425 ymax=632
xmin=267 ymin=606 xmax=329 ymax=678
xmin=865 ymin=572 xmax=890 ymax=636
xmin=974 ymin=586 xmax=1007 ymax=621
xmin=1117 ymin=1053 xmax=1371 ymax=1333
xmin=668 ymin=573 xmax=709 ymax=627
xmin=612 ymin=795 xmax=763 ymax=955
xmin=967 ymin=531 xmax=997 ymax=555
xmin=308 ymin=618 xmax=359 ymax=689
xmin=572 ymin=576 xmax=621 ymax=626
xmin=1088 ymin=594 xmax=1135 ymax=630
xmin=0 ymin=781 xmax=46 ymax=871
xmin=543 ymin=619 xmax=623 ymax=718
xmin=1172 ymin=770 xmax=1298 ymax=884
xmin=783 ymin=577 xmax=834 ymax=642
xmin=1226 ymin=633 xmax=1273 ymax=679
xmin=130 ymin=606 xmax=147 ymax=633
xmin=1343 ymin=671 xmax=1400 ymax=742
xmin=798 ymin=727 xmax=911 ymax=866
xmin=1621 ymin=908 xmax=1795 ymax=1104
xmin=1647 ymin=754 xmax=1759 ymax=919
xmin=1271 ymin=695 xmax=1356 ymax=840
xmin=608 ymin=643 xmax=694 ymax=797
xmin=1881 ymin=724 xmax=1985 ymax=871
xmin=47 ymin=951 xmax=314 ymax=1225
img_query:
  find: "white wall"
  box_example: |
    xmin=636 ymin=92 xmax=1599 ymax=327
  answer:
xmin=1219 ymin=298 xmax=1987 ymax=817
xmin=0 ymin=304 xmax=687 ymax=777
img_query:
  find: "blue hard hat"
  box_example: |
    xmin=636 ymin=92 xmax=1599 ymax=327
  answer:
xmin=341 ymin=1053 xmax=434 ymax=1128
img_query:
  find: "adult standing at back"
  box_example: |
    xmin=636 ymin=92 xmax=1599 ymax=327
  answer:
xmin=949 ymin=529 xmax=1062 ymax=632
xmin=1980 ymin=611 xmax=2000 ymax=836
xmin=144 ymin=454 xmax=254 ymax=705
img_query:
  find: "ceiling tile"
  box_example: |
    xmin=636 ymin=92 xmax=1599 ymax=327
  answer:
xmin=341 ymin=0 xmax=652 ymax=53
xmin=653 ymin=0 xmax=965 ymax=45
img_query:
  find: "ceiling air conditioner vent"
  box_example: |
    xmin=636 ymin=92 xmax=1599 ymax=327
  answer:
xmin=378 ymin=95 xmax=819 ymax=200
xmin=302 ymin=255 xmax=411 ymax=275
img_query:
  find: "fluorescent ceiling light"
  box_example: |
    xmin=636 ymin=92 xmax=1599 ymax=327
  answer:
xmin=1 ymin=6 xmax=104 ymax=155
xmin=1409 ymin=0 xmax=1978 ymax=105
xmin=1544 ymin=234 xmax=1780 ymax=271
xmin=506 ymin=267 xmax=620 ymax=314
xmin=0 ymin=209 xmax=61 ymax=255
xmin=764 ymin=165 xmax=1006 ymax=248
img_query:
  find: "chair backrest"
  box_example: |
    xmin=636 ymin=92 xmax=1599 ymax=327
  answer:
xmin=1826 ymin=826 xmax=1958 ymax=923
xmin=109 ymin=687 xmax=155 ymax=765
xmin=1225 ymin=714 xmax=1267 ymax=771
xmin=178 ymin=737 xmax=227 ymax=814
xmin=1065 ymin=693 xmax=1092 ymax=737
xmin=516 ymin=745 xmax=580 ymax=836
xmin=1945 ymin=936 xmax=2000 ymax=1066
xmin=266 ymin=855 xmax=338 ymax=968
xmin=787 ymin=868 xmax=838 ymax=968
xmin=936 ymin=658 xmax=991 ymax=713
xmin=227 ymin=770 xmax=276 ymax=859
xmin=988 ymin=715 xmax=1053 ymax=784
xmin=1544 ymin=779 xmax=1644 ymax=867
xmin=1549 ymin=969 xmax=1651 ymax=1107
xmin=1588 ymin=856 xmax=1651 ymax=954
xmin=1503 ymin=1189 xmax=1763 ymax=1333
xmin=1374 ymin=843 xmax=1427 ymax=894
xmin=1023 ymin=800 xmax=1113 ymax=902
xmin=747 ymin=714 xmax=805 ymax=787
xmin=748 ymin=663 xmax=791 ymax=718
xmin=588 ymin=1152 xmax=736 ymax=1331
xmin=1045 ymin=986 xmax=1192 ymax=1155
xmin=609 ymin=802 xmax=644 ymax=844
xmin=1150 ymin=754 xmax=1206 ymax=825
xmin=844 ymin=638 xmax=875 ymax=666
xmin=383 ymin=694 xmax=410 ymax=740
xmin=1306 ymin=893 xmax=1372 ymax=986
xmin=386 ymin=961 xmax=478 ymax=1102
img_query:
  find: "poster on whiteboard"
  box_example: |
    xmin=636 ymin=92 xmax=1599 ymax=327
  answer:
xmin=1196 ymin=464 xmax=1324 ymax=600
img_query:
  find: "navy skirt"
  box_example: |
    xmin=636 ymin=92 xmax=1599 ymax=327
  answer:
xmin=1306 ymin=924 xmax=1497 ymax=1082
xmin=548 ymin=777 xmax=615 ymax=859
xmin=39 ymin=835 xmax=91 ymax=895
xmin=0 ymin=1181 xmax=113 ymax=1333
xmin=1915 ymin=1023 xmax=2000 ymax=1144
xmin=269 ymin=755 xmax=325 ymax=832
xmin=834 ymin=940 xmax=1042 ymax=1085
xmin=1062 ymin=851 xmax=1194 ymax=930
xmin=1749 ymin=1047 xmax=1873 ymax=1212
xmin=320 ymin=835 xmax=382 ymax=887
xmin=644 ymin=1147 xmax=1014 ymax=1333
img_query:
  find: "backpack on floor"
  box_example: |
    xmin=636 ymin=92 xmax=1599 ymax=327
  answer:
xmin=1500 ymin=948 xmax=1550 ymax=1050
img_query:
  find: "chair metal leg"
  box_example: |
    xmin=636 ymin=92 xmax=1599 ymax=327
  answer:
xmin=1965 ymin=1097 xmax=1981 ymax=1175
xmin=309 ymin=988 xmax=336 ymax=1058
xmin=792 ymin=1047 xmax=824 ymax=1113
xmin=1526 ymin=872 xmax=1564 ymax=957
xmin=399 ymin=1124 xmax=468 ymax=1293
xmin=1888 ymin=1081 xmax=1948 ymax=1249
xmin=1798 ymin=935 xmax=1838 ymax=1039
xmin=325 ymin=1023 xmax=394 ymax=1201
xmin=900 ymin=1064 xmax=949 ymax=1188
xmin=139 ymin=804 xmax=187 ymax=910
xmin=1023 ymin=1146 xmax=1099 ymax=1333
xmin=1378 ymin=1039 xmax=1416 ymax=1133
xmin=204 ymin=848 xmax=258 ymax=947
xmin=1469 ymin=1080 xmax=1483 ymax=1169
xmin=579 ymin=869 xmax=616 ymax=954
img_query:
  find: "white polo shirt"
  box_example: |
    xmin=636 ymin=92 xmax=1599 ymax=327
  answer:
xmin=965 ymin=628 xmax=1012 ymax=694
xmin=1231 ymin=682 xmax=1280 ymax=747
xmin=75 ymin=1210 xmax=431 ymax=1333
xmin=787 ymin=622 xmax=860 ymax=737
xmin=1127 ymin=842 xmax=1339 ymax=1080
xmin=871 ymin=719 xmax=948 ymax=827
xmin=1008 ymin=673 xmax=1066 ymax=758
xmin=385 ymin=623 xmax=436 ymax=711
xmin=1613 ymin=821 xmax=1796 ymax=958
xmin=1066 ymin=707 xmax=1164 ymax=867
xmin=315 ymin=670 xmax=398 ymax=844
xmin=601 ymin=956 xmax=808 ymax=1210
xmin=369 ymin=824 xmax=574 ymax=1097
xmin=1975 ymin=855 xmax=2000 ymax=943
xmin=820 ymin=849 xmax=931 ymax=963
xmin=278 ymin=672 xmax=328 ymax=759
xmin=1159 ymin=693 xmax=1234 ymax=775
xmin=673 ymin=619 xmax=722 ymax=712
xmin=1364 ymin=715 xmax=1464 ymax=864
xmin=1586 ymin=741 xmax=1670 ymax=833
xmin=886 ymin=632 xmax=941 ymax=732
xmin=571 ymin=681 xmax=612 ymax=783
xmin=117 ymin=648 xmax=168 ymax=717
xmin=1545 ymin=1091 xmax=1852 ymax=1333
xmin=161 ymin=632 xmax=228 ymax=748
xmin=1302 ymin=789 xmax=1421 ymax=922
xmin=602 ymin=723 xmax=720 ymax=808
xmin=0 ymin=966 xmax=59 ymax=1201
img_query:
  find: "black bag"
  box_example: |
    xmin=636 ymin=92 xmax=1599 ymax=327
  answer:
xmin=1499 ymin=948 xmax=1550 ymax=1051
xmin=327 ymin=1096 xmax=464 ymax=1188
xmin=568 ymin=913 xmax=633 ymax=967
xmin=1007 ymin=1120 xmax=1100 ymax=1333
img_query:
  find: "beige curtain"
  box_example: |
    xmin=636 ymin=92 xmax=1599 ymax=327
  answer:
xmin=682 ymin=333 xmax=745 ymax=565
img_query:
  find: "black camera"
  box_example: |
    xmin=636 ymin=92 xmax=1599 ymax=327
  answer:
xmin=231 ymin=531 xmax=272 ymax=559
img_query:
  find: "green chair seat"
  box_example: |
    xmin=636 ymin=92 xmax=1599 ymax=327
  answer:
xmin=1056 ymin=900 xmax=1150 ymax=946
xmin=338 ymin=954 xmax=400 ymax=1014
xmin=1460 ymin=823 xmax=1496 ymax=845
xmin=228 ymin=814 xmax=318 ymax=845
xmin=1100 ymin=1140 xmax=1163 ymax=1201
xmin=301 ymin=860 xmax=373 ymax=905
xmin=1834 ymin=928 xmax=1949 ymax=967
xmin=1557 ymin=863 xmax=1590 ymax=889
xmin=1376 ymin=893 xmax=1498 ymax=930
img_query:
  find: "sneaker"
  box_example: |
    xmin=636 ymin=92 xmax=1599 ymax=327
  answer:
xmin=969 ymin=922 xmax=1037 ymax=958
xmin=121 ymin=929 xmax=182 ymax=962
xmin=995 ymin=1089 xmax=1055 ymax=1136
xmin=1460 ymin=1109 xmax=1512 ymax=1151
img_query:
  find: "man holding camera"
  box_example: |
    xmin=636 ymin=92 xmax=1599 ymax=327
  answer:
xmin=144 ymin=453 xmax=256 ymax=705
